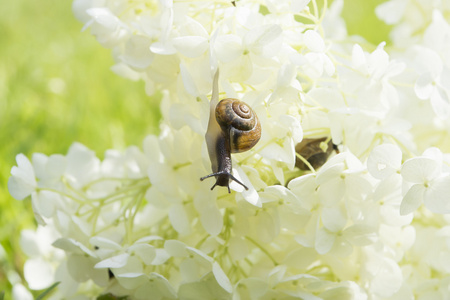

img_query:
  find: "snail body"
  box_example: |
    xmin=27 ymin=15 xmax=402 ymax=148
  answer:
xmin=295 ymin=138 xmax=336 ymax=171
xmin=200 ymin=71 xmax=261 ymax=192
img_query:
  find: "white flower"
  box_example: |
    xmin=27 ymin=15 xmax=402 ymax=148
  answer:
xmin=366 ymin=145 xmax=412 ymax=225
xmin=299 ymin=30 xmax=335 ymax=78
xmin=260 ymin=185 xmax=309 ymax=231
xmin=23 ymin=258 xmax=56 ymax=290
xmin=193 ymin=191 xmax=223 ymax=236
xmin=65 ymin=142 xmax=101 ymax=189
xmin=362 ymin=247 xmax=403 ymax=298
xmin=32 ymin=153 xmax=66 ymax=185
xmin=347 ymin=43 xmax=405 ymax=109
xmin=289 ymin=152 xmax=377 ymax=257
xmin=264 ymin=0 xmax=311 ymax=14
xmin=172 ymin=17 xmax=209 ymax=58
xmin=214 ymin=23 xmax=283 ymax=83
xmin=407 ymin=10 xmax=450 ymax=120
xmin=258 ymin=114 xmax=303 ymax=170
xmin=367 ymin=144 xmax=402 ymax=180
xmin=101 ymin=146 xmax=148 ymax=179
xmin=165 ymin=242 xmax=233 ymax=296
xmin=8 ymin=154 xmax=37 ymax=200
xmin=20 ymin=225 xmax=64 ymax=290
xmin=145 ymin=126 xmax=203 ymax=198
xmin=400 ymin=148 xmax=450 ymax=214
xmin=82 ymin=7 xmax=129 ymax=48
xmin=413 ymin=47 xmax=450 ymax=119
xmin=375 ymin=0 xmax=408 ymax=25
xmin=316 ymin=152 xmax=369 ymax=204
xmin=149 ymin=2 xmax=176 ymax=55
xmin=375 ymin=0 xmax=449 ymax=47
xmin=423 ymin=10 xmax=450 ymax=64
xmin=322 ymin=0 xmax=347 ymax=40
xmin=119 ymin=35 xmax=154 ymax=70
xmin=12 ymin=283 xmax=33 ymax=300
xmin=379 ymin=225 xmax=415 ymax=262
xmin=53 ymin=238 xmax=108 ymax=287
xmin=9 ymin=0 xmax=450 ymax=298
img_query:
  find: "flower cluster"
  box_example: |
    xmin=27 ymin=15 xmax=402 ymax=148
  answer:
xmin=9 ymin=0 xmax=450 ymax=299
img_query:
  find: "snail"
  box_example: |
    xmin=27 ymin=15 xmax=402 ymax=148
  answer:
xmin=295 ymin=137 xmax=337 ymax=171
xmin=200 ymin=70 xmax=261 ymax=193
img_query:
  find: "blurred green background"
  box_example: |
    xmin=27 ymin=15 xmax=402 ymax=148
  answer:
xmin=0 ymin=0 xmax=389 ymax=296
xmin=0 ymin=0 xmax=162 ymax=296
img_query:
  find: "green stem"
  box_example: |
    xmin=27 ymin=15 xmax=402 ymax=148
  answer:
xmin=311 ymin=0 xmax=319 ymax=20
xmin=35 ymin=187 xmax=85 ymax=205
xmin=245 ymin=236 xmax=279 ymax=266
xmin=295 ymin=153 xmax=316 ymax=173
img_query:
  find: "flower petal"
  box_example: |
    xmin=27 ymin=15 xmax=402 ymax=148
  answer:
xmin=95 ymin=253 xmax=130 ymax=269
xmin=173 ymin=36 xmax=209 ymax=58
xmin=400 ymin=184 xmax=425 ymax=215
xmin=304 ymin=30 xmax=325 ymax=52
xmin=169 ymin=204 xmax=191 ymax=235
xmin=367 ymin=144 xmax=402 ymax=179
xmin=401 ymin=157 xmax=440 ymax=183
xmin=424 ymin=175 xmax=450 ymax=213
xmin=212 ymin=262 xmax=233 ymax=293
xmin=315 ymin=227 xmax=335 ymax=254
xmin=414 ymin=73 xmax=434 ymax=100
xmin=24 ymin=258 xmax=54 ymax=290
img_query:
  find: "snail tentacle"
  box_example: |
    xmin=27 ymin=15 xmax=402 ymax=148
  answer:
xmin=200 ymin=170 xmax=249 ymax=192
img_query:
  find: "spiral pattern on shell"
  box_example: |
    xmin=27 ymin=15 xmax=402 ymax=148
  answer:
xmin=215 ymin=98 xmax=261 ymax=153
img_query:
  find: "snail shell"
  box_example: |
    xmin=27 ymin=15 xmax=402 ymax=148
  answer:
xmin=215 ymin=98 xmax=261 ymax=153
xmin=295 ymin=138 xmax=335 ymax=170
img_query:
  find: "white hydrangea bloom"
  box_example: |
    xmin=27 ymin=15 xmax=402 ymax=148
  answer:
xmin=19 ymin=225 xmax=65 ymax=291
xmin=400 ymin=148 xmax=450 ymax=214
xmin=8 ymin=154 xmax=37 ymax=201
xmin=8 ymin=0 xmax=450 ymax=298
xmin=12 ymin=283 xmax=33 ymax=300
xmin=376 ymin=0 xmax=450 ymax=47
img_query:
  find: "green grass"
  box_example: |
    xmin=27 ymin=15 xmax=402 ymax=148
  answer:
xmin=0 ymin=0 xmax=390 ymax=296
xmin=0 ymin=0 xmax=161 ymax=295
